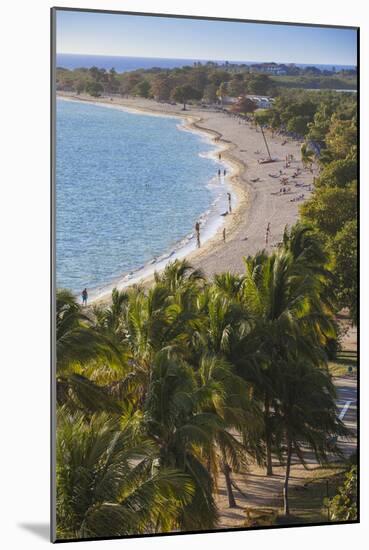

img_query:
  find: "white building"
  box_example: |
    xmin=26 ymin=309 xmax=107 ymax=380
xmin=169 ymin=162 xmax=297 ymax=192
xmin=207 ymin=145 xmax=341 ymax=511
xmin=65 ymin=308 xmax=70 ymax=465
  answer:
xmin=247 ymin=95 xmax=273 ymax=109
xmin=250 ymin=64 xmax=287 ymax=75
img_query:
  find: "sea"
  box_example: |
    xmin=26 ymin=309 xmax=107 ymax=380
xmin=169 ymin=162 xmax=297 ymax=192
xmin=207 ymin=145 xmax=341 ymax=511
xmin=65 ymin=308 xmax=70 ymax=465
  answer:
xmin=56 ymin=98 xmax=228 ymax=297
xmin=56 ymin=53 xmax=355 ymax=73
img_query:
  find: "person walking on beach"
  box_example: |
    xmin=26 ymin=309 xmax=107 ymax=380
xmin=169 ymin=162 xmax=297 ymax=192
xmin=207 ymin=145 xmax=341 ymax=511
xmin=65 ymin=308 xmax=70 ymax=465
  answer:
xmin=265 ymin=222 xmax=271 ymax=246
xmin=227 ymin=192 xmax=232 ymax=214
xmin=218 ymin=153 xmax=222 ymax=160
xmin=224 ymin=168 xmax=227 ymax=177
xmin=82 ymin=288 xmax=88 ymax=307
xmin=223 ymin=227 xmax=226 ymax=242
xmin=218 ymin=169 xmax=221 ymax=177
xmin=195 ymin=221 xmax=201 ymax=248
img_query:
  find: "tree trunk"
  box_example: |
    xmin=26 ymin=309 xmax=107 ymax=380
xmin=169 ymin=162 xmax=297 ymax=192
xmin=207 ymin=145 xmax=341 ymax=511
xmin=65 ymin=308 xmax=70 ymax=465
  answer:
xmin=223 ymin=461 xmax=236 ymax=507
xmin=264 ymin=395 xmax=273 ymax=476
xmin=266 ymin=438 xmax=273 ymax=476
xmin=221 ymin=448 xmax=236 ymax=507
xmin=283 ymin=436 xmax=292 ymax=516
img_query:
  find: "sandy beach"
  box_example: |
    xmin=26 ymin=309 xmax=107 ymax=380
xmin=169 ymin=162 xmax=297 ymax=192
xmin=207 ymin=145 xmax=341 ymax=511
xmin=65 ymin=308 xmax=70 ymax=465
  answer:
xmin=57 ymin=92 xmax=315 ymax=300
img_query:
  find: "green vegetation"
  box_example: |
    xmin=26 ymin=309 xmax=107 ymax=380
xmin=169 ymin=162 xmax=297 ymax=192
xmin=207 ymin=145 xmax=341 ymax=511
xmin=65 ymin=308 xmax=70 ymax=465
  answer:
xmin=327 ymin=466 xmax=357 ymax=521
xmin=171 ymin=84 xmax=202 ymax=110
xmin=299 ymin=95 xmax=357 ymax=323
xmin=56 ymin=225 xmax=353 ymax=539
xmin=56 ymin=409 xmax=195 ymax=538
xmin=270 ymin=74 xmax=357 ymax=90
xmin=56 ymin=62 xmax=356 ymax=104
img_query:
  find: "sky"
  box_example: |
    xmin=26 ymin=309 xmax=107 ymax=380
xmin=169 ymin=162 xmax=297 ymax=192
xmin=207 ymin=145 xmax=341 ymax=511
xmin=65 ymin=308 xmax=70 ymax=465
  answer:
xmin=56 ymin=10 xmax=357 ymax=66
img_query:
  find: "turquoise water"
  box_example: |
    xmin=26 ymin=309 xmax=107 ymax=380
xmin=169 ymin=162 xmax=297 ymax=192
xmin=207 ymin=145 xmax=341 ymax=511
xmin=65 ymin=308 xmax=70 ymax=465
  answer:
xmin=56 ymin=99 xmax=222 ymax=294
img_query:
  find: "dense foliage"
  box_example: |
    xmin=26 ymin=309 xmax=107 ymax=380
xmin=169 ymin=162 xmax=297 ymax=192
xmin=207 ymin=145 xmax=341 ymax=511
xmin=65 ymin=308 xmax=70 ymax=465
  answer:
xmin=56 ymin=226 xmax=351 ymax=539
xmin=56 ymin=62 xmax=356 ymax=102
xmin=299 ymin=95 xmax=357 ymax=322
xmin=328 ymin=466 xmax=357 ymax=521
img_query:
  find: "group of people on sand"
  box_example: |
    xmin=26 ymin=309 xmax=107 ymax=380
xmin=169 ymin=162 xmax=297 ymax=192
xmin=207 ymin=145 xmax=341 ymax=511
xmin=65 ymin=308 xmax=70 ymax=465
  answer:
xmin=290 ymin=193 xmax=305 ymax=203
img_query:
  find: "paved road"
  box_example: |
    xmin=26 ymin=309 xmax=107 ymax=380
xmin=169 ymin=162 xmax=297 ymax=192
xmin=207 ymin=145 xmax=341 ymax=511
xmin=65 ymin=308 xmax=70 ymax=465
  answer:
xmin=335 ymin=377 xmax=357 ymax=458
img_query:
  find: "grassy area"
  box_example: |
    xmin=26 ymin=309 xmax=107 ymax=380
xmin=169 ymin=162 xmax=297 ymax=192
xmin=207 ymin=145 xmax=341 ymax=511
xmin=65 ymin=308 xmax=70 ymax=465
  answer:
xmin=328 ymin=350 xmax=357 ymax=378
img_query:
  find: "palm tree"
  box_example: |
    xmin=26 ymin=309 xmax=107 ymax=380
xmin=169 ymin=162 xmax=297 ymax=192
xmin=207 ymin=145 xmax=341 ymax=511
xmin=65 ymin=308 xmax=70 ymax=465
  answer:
xmin=191 ymin=287 xmax=263 ymax=506
xmin=56 ymin=289 xmax=101 ymax=370
xmin=112 ymin=263 xmax=258 ymax=513
xmin=196 ymin=355 xmax=262 ymax=508
xmin=93 ymin=287 xmax=129 ymax=339
xmin=239 ymin=226 xmax=336 ymax=475
xmin=106 ymin=261 xmax=204 ymax=407
xmin=272 ymin=357 xmax=350 ymax=516
xmin=154 ymin=259 xmax=205 ymax=293
xmin=56 ymin=408 xmax=194 ymax=539
xmin=213 ymin=272 xmax=245 ymax=302
xmin=144 ymin=349 xmax=220 ymax=530
xmin=56 ymin=289 xmax=125 ymax=413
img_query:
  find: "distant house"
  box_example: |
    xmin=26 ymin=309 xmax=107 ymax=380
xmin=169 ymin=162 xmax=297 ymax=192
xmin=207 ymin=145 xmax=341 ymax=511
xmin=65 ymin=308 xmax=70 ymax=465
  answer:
xmin=250 ymin=63 xmax=287 ymax=75
xmin=247 ymin=95 xmax=273 ymax=109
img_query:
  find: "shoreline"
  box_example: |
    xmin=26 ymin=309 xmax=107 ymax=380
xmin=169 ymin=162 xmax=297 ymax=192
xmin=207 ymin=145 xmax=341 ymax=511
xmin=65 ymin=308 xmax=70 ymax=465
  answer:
xmin=57 ymin=92 xmax=315 ymax=306
xmin=57 ymin=93 xmax=247 ymax=304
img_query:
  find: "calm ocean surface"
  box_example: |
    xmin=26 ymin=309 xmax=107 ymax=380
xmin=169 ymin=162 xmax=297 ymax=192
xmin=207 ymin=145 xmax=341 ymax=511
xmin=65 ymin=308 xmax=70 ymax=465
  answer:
xmin=56 ymin=98 xmax=222 ymax=294
xmin=56 ymin=54 xmax=355 ymax=73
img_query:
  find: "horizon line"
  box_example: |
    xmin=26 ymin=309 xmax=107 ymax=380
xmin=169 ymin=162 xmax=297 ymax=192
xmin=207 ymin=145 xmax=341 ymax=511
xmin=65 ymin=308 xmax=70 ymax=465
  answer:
xmin=57 ymin=52 xmax=357 ymax=67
